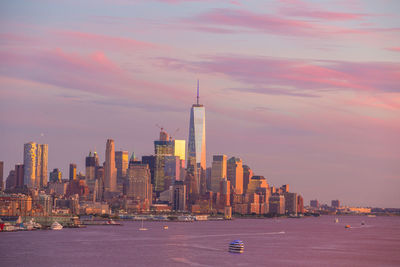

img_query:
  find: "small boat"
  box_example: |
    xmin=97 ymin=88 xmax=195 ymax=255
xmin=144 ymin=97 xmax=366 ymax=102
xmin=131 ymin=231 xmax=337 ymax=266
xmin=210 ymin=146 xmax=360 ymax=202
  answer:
xmin=163 ymin=225 xmax=168 ymax=230
xmin=334 ymin=218 xmax=339 ymax=223
xmin=51 ymin=221 xmax=63 ymax=230
xmin=139 ymin=219 xmax=147 ymax=231
xmin=345 ymin=225 xmax=351 ymax=229
xmin=229 ymin=240 xmax=244 ymax=253
xmin=106 ymin=220 xmax=122 ymax=226
xmin=367 ymin=215 xmax=376 ymax=218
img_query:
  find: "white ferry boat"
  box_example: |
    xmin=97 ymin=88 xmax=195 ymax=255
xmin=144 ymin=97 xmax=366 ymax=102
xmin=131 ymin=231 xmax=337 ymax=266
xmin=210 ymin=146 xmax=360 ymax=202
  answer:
xmin=229 ymin=240 xmax=244 ymax=253
xmin=51 ymin=221 xmax=63 ymax=230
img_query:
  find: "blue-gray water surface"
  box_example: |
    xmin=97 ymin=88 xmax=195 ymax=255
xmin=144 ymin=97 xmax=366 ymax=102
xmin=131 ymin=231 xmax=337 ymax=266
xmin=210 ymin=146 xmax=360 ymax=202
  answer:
xmin=1 ymin=215 xmax=400 ymax=266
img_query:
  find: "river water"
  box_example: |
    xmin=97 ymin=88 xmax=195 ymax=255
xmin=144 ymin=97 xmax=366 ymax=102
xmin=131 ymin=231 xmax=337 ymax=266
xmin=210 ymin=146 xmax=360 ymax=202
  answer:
xmin=1 ymin=215 xmax=399 ymax=266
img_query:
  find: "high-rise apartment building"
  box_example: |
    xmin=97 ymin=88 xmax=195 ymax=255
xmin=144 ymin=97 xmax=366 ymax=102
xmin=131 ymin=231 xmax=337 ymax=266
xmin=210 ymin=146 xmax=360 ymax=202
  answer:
xmin=23 ymin=142 xmax=37 ymax=188
xmin=187 ymin=81 xmax=206 ymax=194
xmin=227 ymin=157 xmax=244 ymax=195
xmin=69 ymin=163 xmax=77 ymax=181
xmin=211 ymin=155 xmax=227 ymax=193
xmin=104 ymin=139 xmax=117 ymax=193
xmin=23 ymin=142 xmax=48 ymax=188
xmin=36 ymin=144 xmax=48 ymax=188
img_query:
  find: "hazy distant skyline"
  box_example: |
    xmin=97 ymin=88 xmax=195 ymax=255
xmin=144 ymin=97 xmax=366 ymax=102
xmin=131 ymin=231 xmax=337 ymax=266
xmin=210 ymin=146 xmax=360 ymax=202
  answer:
xmin=0 ymin=0 xmax=399 ymax=207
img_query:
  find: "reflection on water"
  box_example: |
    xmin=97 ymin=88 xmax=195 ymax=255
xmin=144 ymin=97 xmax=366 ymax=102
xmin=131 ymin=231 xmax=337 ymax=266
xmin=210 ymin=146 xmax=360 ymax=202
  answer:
xmin=1 ymin=216 xmax=399 ymax=266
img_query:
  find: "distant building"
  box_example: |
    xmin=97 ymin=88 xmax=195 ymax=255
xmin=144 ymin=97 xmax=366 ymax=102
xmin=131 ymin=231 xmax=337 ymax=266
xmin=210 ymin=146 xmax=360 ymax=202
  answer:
xmin=15 ymin=164 xmax=24 ymax=188
xmin=211 ymin=155 xmax=227 ymax=193
xmin=5 ymin=170 xmax=16 ymax=190
xmin=49 ymin=168 xmax=62 ymax=183
xmin=219 ymin=178 xmax=230 ymax=207
xmin=187 ymin=81 xmax=206 ymax=196
xmin=69 ymin=163 xmax=77 ymax=181
xmin=154 ymin=130 xmax=174 ymax=194
xmin=227 ymin=157 xmax=243 ymax=195
xmin=281 ymin=184 xmax=289 ymax=193
xmin=173 ymin=140 xmax=186 ymax=168
xmin=142 ymin=155 xmax=155 ymax=186
xmin=247 ymin=175 xmax=268 ymax=195
xmin=125 ymin=163 xmax=152 ymax=210
xmin=284 ymin=192 xmax=298 ymax=215
xmin=104 ymin=139 xmax=117 ymax=193
xmin=269 ymin=195 xmax=285 ymax=215
xmin=23 ymin=142 xmax=36 ymax=188
xmin=331 ymin=199 xmax=340 ymax=208
xmin=0 ymin=161 xmax=3 ymax=191
xmin=164 ymin=156 xmax=180 ymax=189
xmin=36 ymin=144 xmax=48 ymax=188
xmin=297 ymin=195 xmax=304 ymax=213
xmin=242 ymin=165 xmax=253 ymax=194
xmin=172 ymin=180 xmax=186 ymax=211
xmin=115 ymin=150 xmax=129 ymax=192
xmin=310 ymin=199 xmax=319 ymax=209
xmin=85 ymin=151 xmax=99 ymax=180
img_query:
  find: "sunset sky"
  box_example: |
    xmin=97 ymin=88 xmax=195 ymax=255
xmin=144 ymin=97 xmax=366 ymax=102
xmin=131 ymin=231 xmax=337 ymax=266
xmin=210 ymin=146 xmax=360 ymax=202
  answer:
xmin=1 ymin=0 xmax=399 ymax=207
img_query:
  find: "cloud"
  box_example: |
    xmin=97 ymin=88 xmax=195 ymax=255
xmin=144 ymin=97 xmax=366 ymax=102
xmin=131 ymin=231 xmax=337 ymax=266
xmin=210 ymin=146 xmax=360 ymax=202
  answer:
xmin=53 ymin=30 xmax=159 ymax=51
xmin=278 ymin=0 xmax=371 ymax=21
xmin=386 ymin=47 xmax=400 ymax=52
xmin=182 ymin=8 xmax=373 ymax=37
xmin=156 ymin=55 xmax=400 ymax=94
xmin=0 ymin=48 xmax=190 ymax=112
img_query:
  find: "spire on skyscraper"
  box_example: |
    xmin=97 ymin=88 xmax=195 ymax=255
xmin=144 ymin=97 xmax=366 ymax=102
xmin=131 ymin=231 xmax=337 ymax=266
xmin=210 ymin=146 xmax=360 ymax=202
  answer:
xmin=197 ymin=79 xmax=199 ymax=105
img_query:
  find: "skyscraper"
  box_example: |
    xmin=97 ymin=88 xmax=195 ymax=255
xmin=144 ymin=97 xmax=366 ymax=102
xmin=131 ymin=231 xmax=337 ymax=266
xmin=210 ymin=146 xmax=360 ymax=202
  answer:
xmin=187 ymin=80 xmax=206 ymax=194
xmin=115 ymin=151 xmax=129 ymax=180
xmin=125 ymin=162 xmax=152 ymax=209
xmin=24 ymin=142 xmax=37 ymax=188
xmin=36 ymin=144 xmax=48 ymax=188
xmin=154 ymin=130 xmax=174 ymax=194
xmin=23 ymin=142 xmax=48 ymax=188
xmin=211 ymin=155 xmax=227 ymax=193
xmin=242 ymin=165 xmax=253 ymax=194
xmin=173 ymin=139 xmax=186 ymax=168
xmin=115 ymin=150 xmax=129 ymax=193
xmin=85 ymin=151 xmax=97 ymax=180
xmin=104 ymin=139 xmax=117 ymax=193
xmin=69 ymin=163 xmax=77 ymax=181
xmin=227 ymin=157 xmax=244 ymax=195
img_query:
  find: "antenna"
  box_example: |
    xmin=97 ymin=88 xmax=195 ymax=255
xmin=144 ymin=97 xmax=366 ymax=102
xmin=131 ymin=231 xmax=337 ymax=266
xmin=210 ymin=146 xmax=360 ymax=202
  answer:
xmin=197 ymin=79 xmax=199 ymax=105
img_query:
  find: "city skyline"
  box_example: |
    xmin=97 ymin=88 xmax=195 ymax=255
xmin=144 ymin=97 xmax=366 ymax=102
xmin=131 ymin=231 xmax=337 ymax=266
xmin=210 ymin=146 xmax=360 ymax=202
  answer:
xmin=1 ymin=0 xmax=400 ymax=208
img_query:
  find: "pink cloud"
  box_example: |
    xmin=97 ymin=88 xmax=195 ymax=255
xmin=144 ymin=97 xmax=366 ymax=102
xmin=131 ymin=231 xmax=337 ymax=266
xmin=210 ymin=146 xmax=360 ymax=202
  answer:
xmin=156 ymin=55 xmax=400 ymax=95
xmin=278 ymin=0 xmax=371 ymax=21
xmin=280 ymin=7 xmax=368 ymax=21
xmin=182 ymin=8 xmax=370 ymax=37
xmin=386 ymin=47 xmax=400 ymax=52
xmin=0 ymin=48 xmax=190 ymax=111
xmin=54 ymin=30 xmax=158 ymax=51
